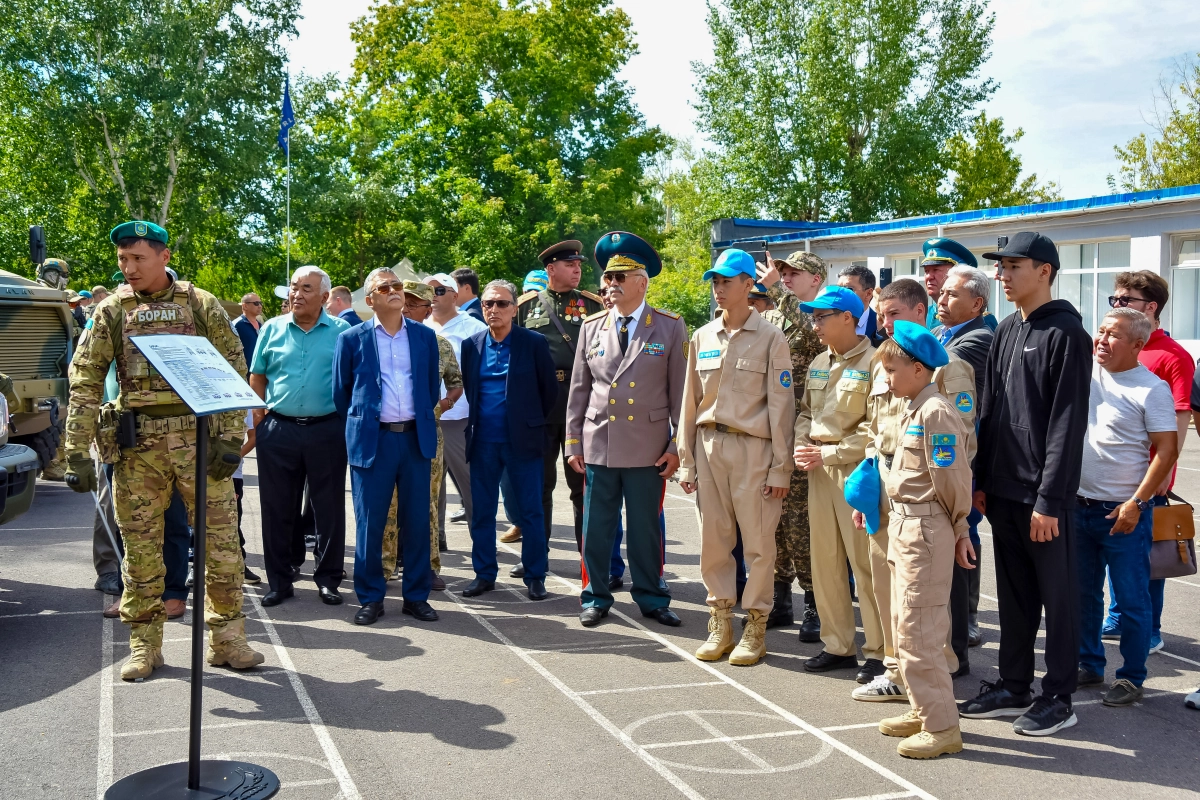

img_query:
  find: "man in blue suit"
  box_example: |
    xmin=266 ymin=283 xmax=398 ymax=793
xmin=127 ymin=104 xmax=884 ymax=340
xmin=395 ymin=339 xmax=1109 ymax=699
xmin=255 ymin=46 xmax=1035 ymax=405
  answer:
xmin=334 ymin=268 xmax=441 ymax=625
xmin=460 ymin=279 xmax=558 ymax=601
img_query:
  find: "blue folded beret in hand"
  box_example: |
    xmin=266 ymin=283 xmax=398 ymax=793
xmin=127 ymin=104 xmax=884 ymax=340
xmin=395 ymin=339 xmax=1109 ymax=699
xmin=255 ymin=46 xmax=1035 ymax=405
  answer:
xmin=844 ymin=457 xmax=882 ymax=535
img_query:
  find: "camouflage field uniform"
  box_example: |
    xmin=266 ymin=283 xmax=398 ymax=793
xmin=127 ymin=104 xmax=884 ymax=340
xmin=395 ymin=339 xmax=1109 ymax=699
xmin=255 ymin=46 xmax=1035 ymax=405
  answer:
xmin=66 ymin=282 xmax=248 ymax=655
xmin=763 ymin=260 xmax=826 ymax=592
xmin=383 ymin=334 xmax=462 ymax=576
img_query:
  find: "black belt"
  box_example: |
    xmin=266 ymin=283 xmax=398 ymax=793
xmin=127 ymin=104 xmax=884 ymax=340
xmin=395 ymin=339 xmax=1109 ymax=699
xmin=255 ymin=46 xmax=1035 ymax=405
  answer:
xmin=381 ymin=420 xmax=416 ymax=432
xmin=1077 ymin=496 xmax=1113 ymax=507
xmin=272 ymin=412 xmax=338 ymax=426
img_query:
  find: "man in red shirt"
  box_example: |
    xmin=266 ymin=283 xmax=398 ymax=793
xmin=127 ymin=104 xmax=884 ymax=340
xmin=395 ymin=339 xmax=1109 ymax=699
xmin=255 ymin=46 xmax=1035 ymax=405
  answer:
xmin=1104 ymin=270 xmax=1193 ymax=652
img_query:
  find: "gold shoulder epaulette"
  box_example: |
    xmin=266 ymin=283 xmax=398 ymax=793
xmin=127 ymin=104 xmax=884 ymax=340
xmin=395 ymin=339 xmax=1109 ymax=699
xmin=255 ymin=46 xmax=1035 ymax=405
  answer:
xmin=584 ymin=309 xmax=607 ymax=322
xmin=517 ymin=290 xmax=539 ymax=305
xmin=580 ymin=289 xmax=603 ymax=304
xmin=653 ymin=307 xmax=681 ymax=320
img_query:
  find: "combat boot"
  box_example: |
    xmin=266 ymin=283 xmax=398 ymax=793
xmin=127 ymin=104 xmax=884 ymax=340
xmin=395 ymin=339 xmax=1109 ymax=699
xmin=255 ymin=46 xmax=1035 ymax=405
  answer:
xmin=897 ymin=726 xmax=963 ymax=759
xmin=729 ymin=609 xmax=767 ymax=666
xmin=207 ymin=639 xmax=266 ymax=670
xmin=695 ymin=602 xmax=735 ymax=661
xmin=766 ymin=581 xmax=793 ymax=628
xmin=879 ymin=708 xmax=923 ymax=738
xmin=121 ymin=619 xmax=165 ymax=681
xmin=798 ymin=591 xmax=821 ymax=643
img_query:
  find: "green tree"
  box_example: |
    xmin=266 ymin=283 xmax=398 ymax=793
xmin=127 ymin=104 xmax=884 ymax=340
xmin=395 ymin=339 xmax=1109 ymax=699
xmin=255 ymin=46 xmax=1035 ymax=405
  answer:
xmin=0 ymin=0 xmax=299 ymax=293
xmin=946 ymin=112 xmax=1061 ymax=210
xmin=346 ymin=0 xmax=668 ymax=285
xmin=1111 ymin=55 xmax=1200 ymax=192
xmin=694 ymin=0 xmax=996 ymax=222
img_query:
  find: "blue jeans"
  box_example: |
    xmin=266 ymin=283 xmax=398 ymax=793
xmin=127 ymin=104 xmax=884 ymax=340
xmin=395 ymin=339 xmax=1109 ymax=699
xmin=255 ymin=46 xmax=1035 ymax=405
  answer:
xmin=1076 ymin=501 xmax=1153 ymax=685
xmin=163 ymin=489 xmax=191 ymax=602
xmin=1104 ymin=496 xmax=1165 ymax=638
xmin=470 ymin=439 xmax=546 ymax=583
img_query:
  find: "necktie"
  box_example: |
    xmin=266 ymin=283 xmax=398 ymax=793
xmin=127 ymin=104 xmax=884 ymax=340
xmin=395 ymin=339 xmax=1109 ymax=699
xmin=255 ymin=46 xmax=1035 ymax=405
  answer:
xmin=618 ymin=316 xmax=631 ymax=354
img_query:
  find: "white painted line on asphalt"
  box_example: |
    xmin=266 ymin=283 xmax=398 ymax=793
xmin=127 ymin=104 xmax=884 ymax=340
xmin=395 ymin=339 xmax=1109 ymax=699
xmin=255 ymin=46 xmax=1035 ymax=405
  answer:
xmin=822 ymin=722 xmax=886 ymax=732
xmin=831 ymin=792 xmax=916 ymax=800
xmin=281 ymin=778 xmax=339 ymax=788
xmin=0 ymin=609 xmax=98 ymax=619
xmin=531 ymin=641 xmax=663 ymax=655
xmin=1168 ymin=577 xmax=1200 ymax=588
xmin=0 ymin=525 xmax=91 ymax=531
xmin=95 ymin=598 xmax=114 ymax=800
xmin=577 ymin=681 xmax=727 ymax=696
xmin=684 ymin=710 xmax=775 ymax=770
xmin=1154 ymin=648 xmax=1200 ymax=669
xmin=641 ymin=727 xmax=808 ymax=750
xmin=442 ymin=588 xmax=708 ymax=800
xmin=245 ymin=590 xmax=362 ymax=800
xmin=113 ymin=668 xmax=291 ymax=686
xmin=115 ymin=717 xmax=307 ymax=738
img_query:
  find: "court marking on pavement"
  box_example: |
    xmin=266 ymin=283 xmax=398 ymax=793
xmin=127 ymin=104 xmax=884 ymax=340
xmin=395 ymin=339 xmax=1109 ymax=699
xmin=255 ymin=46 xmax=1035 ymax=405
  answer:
xmin=95 ymin=596 xmax=115 ymax=800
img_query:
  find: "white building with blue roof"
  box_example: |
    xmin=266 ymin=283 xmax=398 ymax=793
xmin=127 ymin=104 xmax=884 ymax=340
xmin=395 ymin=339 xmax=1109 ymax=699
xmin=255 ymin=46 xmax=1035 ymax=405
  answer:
xmin=711 ymin=183 xmax=1200 ymax=354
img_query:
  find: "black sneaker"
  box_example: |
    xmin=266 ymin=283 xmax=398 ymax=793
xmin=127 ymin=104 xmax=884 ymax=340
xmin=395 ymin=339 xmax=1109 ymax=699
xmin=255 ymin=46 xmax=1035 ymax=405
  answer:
xmin=243 ymin=566 xmax=261 ymax=585
xmin=958 ymin=679 xmax=1034 ymax=719
xmin=1077 ymin=667 xmax=1104 ymax=687
xmin=1013 ymin=695 xmax=1077 ymax=736
xmin=855 ymin=658 xmax=886 ymax=684
xmin=1102 ymin=679 xmax=1143 ymax=707
xmin=805 ymin=650 xmax=858 ymax=673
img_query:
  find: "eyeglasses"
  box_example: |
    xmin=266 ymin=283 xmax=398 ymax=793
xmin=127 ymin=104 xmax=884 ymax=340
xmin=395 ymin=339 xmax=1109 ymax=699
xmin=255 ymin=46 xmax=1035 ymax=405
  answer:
xmin=244 ymin=301 xmax=262 ymax=306
xmin=433 ymin=286 xmax=448 ymax=296
xmin=482 ymin=299 xmax=513 ymax=309
xmin=811 ymin=311 xmax=841 ymax=324
xmin=405 ymin=301 xmax=432 ymax=309
xmin=372 ymin=281 xmax=405 ymax=295
xmin=1108 ymin=295 xmax=1149 ymax=308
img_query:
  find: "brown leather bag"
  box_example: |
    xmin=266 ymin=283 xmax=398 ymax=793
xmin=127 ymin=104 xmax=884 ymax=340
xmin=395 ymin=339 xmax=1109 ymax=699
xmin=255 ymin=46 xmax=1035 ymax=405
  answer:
xmin=1151 ymin=492 xmax=1197 ymax=580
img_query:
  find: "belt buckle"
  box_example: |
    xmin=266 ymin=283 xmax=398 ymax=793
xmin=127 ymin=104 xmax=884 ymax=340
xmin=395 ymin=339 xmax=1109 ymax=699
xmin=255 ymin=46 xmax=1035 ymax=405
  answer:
xmin=556 ymin=369 xmax=566 ymax=382
xmin=714 ymin=423 xmax=729 ymax=433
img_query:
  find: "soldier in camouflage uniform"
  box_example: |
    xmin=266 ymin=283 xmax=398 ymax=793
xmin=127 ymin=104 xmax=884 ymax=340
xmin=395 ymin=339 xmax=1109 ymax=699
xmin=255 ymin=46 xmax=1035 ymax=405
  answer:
xmin=758 ymin=250 xmax=828 ymax=638
xmin=64 ymin=221 xmax=263 ymax=681
xmin=382 ymin=281 xmax=464 ymax=587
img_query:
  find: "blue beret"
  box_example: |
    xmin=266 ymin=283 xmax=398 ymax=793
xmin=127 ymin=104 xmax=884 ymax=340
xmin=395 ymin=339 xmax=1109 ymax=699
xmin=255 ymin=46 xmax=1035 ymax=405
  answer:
xmin=595 ymin=231 xmax=662 ymax=278
xmin=922 ymin=237 xmax=977 ymax=268
xmin=891 ymin=319 xmax=949 ymax=369
xmin=704 ymin=248 xmax=756 ymax=282
xmin=750 ymin=282 xmax=769 ymax=297
xmin=523 ymin=269 xmax=549 ymax=293
xmin=78 ymin=290 xmax=92 ymax=299
xmin=799 ymin=285 xmax=864 ymax=317
xmin=110 ymin=220 xmax=168 ymax=245
xmin=844 ymin=457 xmax=881 ymax=535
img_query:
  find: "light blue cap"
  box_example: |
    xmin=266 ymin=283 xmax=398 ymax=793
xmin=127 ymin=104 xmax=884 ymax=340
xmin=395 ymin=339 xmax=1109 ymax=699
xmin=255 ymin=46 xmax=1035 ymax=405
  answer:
xmin=703 ymin=248 xmax=756 ymax=281
xmin=799 ymin=285 xmax=864 ymax=317
xmin=523 ymin=269 xmax=549 ymax=293
xmin=891 ymin=319 xmax=949 ymax=369
xmin=844 ymin=457 xmax=881 ymax=535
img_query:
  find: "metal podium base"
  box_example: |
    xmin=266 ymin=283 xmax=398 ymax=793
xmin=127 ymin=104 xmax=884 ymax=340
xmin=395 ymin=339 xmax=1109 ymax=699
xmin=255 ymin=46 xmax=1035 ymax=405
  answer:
xmin=104 ymin=760 xmax=279 ymax=799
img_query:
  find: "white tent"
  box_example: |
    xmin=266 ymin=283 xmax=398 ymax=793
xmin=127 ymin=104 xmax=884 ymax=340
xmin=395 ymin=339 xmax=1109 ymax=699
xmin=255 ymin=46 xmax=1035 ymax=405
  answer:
xmin=350 ymin=257 xmax=424 ymax=320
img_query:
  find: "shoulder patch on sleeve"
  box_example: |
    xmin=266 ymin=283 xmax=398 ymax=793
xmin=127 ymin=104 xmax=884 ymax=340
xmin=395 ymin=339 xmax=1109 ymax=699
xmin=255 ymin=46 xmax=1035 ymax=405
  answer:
xmin=929 ymin=433 xmax=957 ymax=446
xmin=954 ymin=392 xmax=973 ymax=413
xmin=653 ymin=306 xmax=681 ymax=320
xmin=517 ymin=290 xmax=539 ymax=305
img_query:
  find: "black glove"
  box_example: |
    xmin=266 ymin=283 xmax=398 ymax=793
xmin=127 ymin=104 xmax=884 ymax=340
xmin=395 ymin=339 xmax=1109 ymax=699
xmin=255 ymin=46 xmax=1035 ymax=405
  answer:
xmin=65 ymin=453 xmax=97 ymax=493
xmin=208 ymin=436 xmax=241 ymax=481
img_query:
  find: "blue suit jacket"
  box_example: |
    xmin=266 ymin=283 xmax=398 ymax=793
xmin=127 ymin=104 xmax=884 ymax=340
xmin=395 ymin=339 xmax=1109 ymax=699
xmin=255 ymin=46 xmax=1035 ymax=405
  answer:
xmin=333 ymin=320 xmax=440 ymax=467
xmin=338 ymin=308 xmax=363 ymax=326
xmin=460 ymin=326 xmax=557 ymax=462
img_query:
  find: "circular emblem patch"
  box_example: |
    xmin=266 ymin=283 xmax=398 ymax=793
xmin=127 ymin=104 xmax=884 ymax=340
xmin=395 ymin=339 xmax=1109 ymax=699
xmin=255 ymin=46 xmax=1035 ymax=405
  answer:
xmin=779 ymin=370 xmax=792 ymax=389
xmin=611 ymin=233 xmax=620 ymax=243
xmin=955 ymin=392 xmax=973 ymax=413
xmin=134 ymin=222 xmax=148 ymax=236
xmin=931 ymin=445 xmax=956 ymax=468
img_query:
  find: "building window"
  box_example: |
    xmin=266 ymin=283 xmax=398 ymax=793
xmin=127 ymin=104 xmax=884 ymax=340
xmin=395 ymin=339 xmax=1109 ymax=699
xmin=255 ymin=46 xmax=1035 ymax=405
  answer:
xmin=1055 ymin=240 xmax=1130 ymax=334
xmin=1170 ymin=235 xmax=1200 ymax=340
xmin=892 ymin=257 xmax=917 ymax=278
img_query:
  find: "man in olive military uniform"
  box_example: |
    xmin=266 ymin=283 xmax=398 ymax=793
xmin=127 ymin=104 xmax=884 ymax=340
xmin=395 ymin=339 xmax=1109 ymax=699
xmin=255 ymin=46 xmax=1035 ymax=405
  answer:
xmin=64 ymin=220 xmax=263 ymax=681
xmin=758 ymin=250 xmax=827 ymax=639
xmin=515 ymin=240 xmax=604 ymax=567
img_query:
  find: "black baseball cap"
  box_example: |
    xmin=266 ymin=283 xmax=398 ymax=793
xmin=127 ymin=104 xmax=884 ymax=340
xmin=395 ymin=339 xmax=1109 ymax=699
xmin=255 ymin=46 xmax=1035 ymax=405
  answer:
xmin=983 ymin=231 xmax=1059 ymax=270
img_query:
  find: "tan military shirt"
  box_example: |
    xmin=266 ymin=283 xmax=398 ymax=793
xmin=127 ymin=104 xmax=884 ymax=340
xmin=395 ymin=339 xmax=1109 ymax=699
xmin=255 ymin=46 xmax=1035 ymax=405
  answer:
xmin=678 ymin=308 xmax=795 ymax=488
xmin=866 ymin=355 xmax=977 ymax=464
xmin=794 ymin=335 xmax=875 ymax=466
xmin=883 ymin=383 xmax=972 ymax=539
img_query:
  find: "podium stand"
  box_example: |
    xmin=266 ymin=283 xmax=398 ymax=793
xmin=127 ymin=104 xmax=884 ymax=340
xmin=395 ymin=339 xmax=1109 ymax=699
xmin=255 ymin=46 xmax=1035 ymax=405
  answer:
xmin=106 ymin=336 xmax=278 ymax=799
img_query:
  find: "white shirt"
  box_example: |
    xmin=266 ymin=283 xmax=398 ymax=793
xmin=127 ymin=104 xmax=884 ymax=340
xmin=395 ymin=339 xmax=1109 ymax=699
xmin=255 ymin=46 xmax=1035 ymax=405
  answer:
xmin=855 ymin=308 xmax=870 ymax=336
xmin=610 ymin=299 xmax=647 ymax=344
xmin=373 ymin=315 xmax=415 ymax=423
xmin=425 ymin=309 xmax=487 ymax=421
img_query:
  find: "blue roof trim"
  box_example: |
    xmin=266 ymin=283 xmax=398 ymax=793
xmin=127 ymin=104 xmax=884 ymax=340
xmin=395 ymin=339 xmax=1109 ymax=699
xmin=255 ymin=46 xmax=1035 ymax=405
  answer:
xmin=728 ymin=218 xmax=856 ymax=231
xmin=714 ymin=183 xmax=1200 ymax=249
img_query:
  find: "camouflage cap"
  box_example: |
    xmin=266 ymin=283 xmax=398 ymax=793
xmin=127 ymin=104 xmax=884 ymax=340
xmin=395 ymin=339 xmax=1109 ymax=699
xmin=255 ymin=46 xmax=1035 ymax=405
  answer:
xmin=778 ymin=250 xmax=828 ymax=279
xmin=402 ymin=279 xmax=434 ymax=301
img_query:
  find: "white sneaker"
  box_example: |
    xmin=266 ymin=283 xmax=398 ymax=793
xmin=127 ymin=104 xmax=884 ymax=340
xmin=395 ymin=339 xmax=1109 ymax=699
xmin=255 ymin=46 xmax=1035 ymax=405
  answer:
xmin=1149 ymin=635 xmax=1164 ymax=654
xmin=1185 ymin=688 xmax=1200 ymax=710
xmin=852 ymin=675 xmax=908 ymax=702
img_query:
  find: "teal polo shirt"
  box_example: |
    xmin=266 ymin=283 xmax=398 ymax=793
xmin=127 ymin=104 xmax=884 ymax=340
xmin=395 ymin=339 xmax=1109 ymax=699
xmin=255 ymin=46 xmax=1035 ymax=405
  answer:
xmin=250 ymin=309 xmax=350 ymax=417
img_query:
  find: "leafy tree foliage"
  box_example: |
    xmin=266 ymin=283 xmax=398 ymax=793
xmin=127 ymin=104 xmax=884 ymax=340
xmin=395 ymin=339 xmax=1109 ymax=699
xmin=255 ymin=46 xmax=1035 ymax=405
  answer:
xmin=1111 ymin=54 xmax=1200 ymax=192
xmin=946 ymin=112 xmax=1061 ymax=210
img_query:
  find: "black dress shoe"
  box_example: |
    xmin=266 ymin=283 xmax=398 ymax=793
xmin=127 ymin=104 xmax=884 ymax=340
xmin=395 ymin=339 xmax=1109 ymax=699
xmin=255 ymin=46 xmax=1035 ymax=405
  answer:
xmin=462 ymin=578 xmax=496 ymax=597
xmin=527 ymin=578 xmax=548 ymax=601
xmin=855 ymin=657 xmax=886 ymax=684
xmin=804 ymin=650 xmax=859 ymax=673
xmin=608 ymin=575 xmax=624 ymax=591
xmin=580 ymin=607 xmax=608 ymax=627
xmin=318 ymin=586 xmax=343 ymax=605
xmin=509 ymin=563 xmax=525 ymax=579
xmin=642 ymin=607 xmax=682 ymax=627
xmin=402 ymin=600 xmax=439 ymax=621
xmin=290 ymin=566 xmax=302 ymax=580
xmin=431 ymin=574 xmax=446 ymax=591
xmin=354 ymin=602 xmax=384 ymax=625
xmin=261 ymin=587 xmax=294 ymax=607
xmin=951 ymin=662 xmax=971 ymax=679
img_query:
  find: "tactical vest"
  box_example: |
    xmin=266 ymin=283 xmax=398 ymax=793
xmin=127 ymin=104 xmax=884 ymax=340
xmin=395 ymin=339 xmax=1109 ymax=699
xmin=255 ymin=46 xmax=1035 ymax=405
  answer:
xmin=114 ymin=281 xmax=198 ymax=407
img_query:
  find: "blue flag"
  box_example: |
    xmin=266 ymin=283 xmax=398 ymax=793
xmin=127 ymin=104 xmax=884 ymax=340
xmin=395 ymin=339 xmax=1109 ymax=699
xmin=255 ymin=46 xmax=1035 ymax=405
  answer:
xmin=278 ymin=76 xmax=295 ymax=155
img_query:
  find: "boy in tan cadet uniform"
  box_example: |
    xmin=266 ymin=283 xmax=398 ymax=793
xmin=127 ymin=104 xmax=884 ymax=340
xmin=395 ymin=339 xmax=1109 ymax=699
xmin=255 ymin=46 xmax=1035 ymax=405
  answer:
xmin=678 ymin=248 xmax=795 ymax=667
xmin=874 ymin=321 xmax=973 ymax=759
xmin=794 ymin=285 xmax=885 ymax=682
xmin=853 ymin=278 xmax=976 ymax=702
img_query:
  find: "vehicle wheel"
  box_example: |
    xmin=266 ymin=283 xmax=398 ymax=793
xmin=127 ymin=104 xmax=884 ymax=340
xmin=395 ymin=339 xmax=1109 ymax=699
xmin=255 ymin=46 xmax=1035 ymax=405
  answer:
xmin=24 ymin=420 xmax=63 ymax=473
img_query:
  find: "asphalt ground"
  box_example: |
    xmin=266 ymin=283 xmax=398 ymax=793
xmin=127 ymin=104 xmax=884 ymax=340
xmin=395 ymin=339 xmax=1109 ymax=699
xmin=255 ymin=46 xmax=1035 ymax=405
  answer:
xmin=2 ymin=445 xmax=1200 ymax=800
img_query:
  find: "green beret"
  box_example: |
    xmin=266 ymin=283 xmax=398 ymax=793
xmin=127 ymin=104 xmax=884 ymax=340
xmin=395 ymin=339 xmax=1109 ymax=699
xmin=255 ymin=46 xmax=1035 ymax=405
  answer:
xmin=109 ymin=220 xmax=168 ymax=245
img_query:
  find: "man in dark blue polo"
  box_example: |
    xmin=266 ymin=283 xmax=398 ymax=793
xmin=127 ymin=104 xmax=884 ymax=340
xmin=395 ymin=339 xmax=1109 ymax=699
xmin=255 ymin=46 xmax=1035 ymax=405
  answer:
xmin=460 ymin=279 xmax=558 ymax=601
xmin=232 ymin=292 xmax=262 ymax=364
xmin=249 ymin=266 xmax=350 ymax=608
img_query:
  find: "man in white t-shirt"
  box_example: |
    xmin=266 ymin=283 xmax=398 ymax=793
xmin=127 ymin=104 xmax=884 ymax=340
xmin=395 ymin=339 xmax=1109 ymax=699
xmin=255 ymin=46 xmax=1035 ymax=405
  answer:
xmin=1076 ymin=308 xmax=1179 ymax=708
xmin=425 ymin=273 xmax=488 ymax=530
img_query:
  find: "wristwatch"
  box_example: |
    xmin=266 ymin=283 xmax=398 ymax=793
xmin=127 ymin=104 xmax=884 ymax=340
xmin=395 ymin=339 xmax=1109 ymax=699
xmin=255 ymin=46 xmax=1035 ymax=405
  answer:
xmin=1132 ymin=497 xmax=1151 ymax=513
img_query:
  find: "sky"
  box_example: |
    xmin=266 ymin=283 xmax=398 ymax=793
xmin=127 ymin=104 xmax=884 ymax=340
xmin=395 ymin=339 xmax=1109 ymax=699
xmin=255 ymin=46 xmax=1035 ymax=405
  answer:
xmin=290 ymin=0 xmax=1200 ymax=208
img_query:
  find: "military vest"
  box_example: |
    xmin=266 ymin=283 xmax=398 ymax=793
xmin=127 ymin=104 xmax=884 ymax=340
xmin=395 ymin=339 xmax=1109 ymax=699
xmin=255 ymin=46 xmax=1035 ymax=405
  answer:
xmin=114 ymin=281 xmax=198 ymax=407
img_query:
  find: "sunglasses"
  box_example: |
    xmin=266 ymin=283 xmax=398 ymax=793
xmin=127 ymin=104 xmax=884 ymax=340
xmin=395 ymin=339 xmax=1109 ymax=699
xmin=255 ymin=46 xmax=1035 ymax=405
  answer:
xmin=244 ymin=300 xmax=262 ymax=306
xmin=1108 ymin=295 xmax=1149 ymax=308
xmin=482 ymin=299 xmax=513 ymax=309
xmin=433 ymin=286 xmax=449 ymax=296
xmin=372 ymin=281 xmax=405 ymax=295
xmin=405 ymin=301 xmax=432 ymax=309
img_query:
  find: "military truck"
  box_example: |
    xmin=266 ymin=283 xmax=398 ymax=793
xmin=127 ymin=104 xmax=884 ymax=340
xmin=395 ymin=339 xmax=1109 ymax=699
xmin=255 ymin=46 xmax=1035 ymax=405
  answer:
xmin=0 ymin=379 xmax=39 ymax=525
xmin=0 ymin=227 xmax=75 ymax=470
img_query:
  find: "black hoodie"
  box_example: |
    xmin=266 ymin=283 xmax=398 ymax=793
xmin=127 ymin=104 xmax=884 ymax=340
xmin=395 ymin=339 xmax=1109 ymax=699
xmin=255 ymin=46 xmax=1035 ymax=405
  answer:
xmin=976 ymin=298 xmax=1093 ymax=517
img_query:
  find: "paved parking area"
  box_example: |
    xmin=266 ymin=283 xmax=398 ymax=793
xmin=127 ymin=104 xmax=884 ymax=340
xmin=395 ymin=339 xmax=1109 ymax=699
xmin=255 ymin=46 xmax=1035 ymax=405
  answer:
xmin=2 ymin=446 xmax=1199 ymax=799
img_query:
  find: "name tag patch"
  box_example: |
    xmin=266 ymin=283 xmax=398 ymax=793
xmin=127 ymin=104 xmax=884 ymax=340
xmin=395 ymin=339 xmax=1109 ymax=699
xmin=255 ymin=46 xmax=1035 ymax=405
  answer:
xmin=642 ymin=342 xmax=665 ymax=356
xmin=810 ymin=369 xmax=830 ymax=380
xmin=955 ymin=392 xmax=973 ymax=412
xmin=931 ymin=445 xmax=956 ymax=467
xmin=136 ymin=309 xmax=179 ymax=323
xmin=904 ymin=425 xmax=925 ymax=436
xmin=843 ymin=369 xmax=870 ymax=381
xmin=698 ymin=349 xmax=721 ymax=360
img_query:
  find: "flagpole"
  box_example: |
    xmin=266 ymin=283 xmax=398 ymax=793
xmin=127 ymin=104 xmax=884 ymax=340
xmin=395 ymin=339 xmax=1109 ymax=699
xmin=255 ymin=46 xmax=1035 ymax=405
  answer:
xmin=286 ymin=128 xmax=291 ymax=284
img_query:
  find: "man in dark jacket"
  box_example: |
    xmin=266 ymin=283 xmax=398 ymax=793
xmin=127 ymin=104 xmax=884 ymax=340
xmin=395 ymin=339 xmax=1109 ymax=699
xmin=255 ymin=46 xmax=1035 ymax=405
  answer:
xmin=959 ymin=232 xmax=1092 ymax=737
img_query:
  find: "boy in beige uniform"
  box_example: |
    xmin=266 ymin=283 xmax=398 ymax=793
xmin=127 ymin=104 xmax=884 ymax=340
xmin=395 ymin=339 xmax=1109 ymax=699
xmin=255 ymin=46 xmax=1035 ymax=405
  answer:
xmin=679 ymin=249 xmax=795 ymax=666
xmin=874 ymin=321 xmax=972 ymax=759
xmin=794 ymin=286 xmax=884 ymax=681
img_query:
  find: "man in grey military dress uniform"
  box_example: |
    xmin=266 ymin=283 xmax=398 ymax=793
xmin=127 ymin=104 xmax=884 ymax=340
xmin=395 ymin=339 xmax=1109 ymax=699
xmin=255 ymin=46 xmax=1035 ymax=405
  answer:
xmin=515 ymin=240 xmax=604 ymax=569
xmin=566 ymin=232 xmax=686 ymax=628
